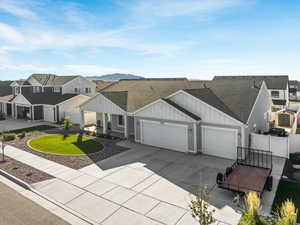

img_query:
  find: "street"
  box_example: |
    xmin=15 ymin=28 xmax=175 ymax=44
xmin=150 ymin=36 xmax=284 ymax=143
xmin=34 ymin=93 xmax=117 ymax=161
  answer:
xmin=0 ymin=181 xmax=70 ymax=225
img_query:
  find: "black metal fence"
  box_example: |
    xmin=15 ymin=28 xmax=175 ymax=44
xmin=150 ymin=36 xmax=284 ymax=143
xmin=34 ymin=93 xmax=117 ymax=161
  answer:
xmin=237 ymin=147 xmax=273 ymax=170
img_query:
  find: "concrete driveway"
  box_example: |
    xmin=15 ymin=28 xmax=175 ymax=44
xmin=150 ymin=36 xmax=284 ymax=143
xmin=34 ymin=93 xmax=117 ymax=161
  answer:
xmin=33 ymin=141 xmax=285 ymax=225
xmin=0 ymin=119 xmax=54 ymax=132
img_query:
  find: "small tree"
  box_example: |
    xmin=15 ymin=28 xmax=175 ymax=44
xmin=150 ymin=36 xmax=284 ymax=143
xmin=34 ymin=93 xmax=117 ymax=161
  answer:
xmin=189 ymin=186 xmax=215 ymax=225
xmin=63 ymin=117 xmax=72 ymax=131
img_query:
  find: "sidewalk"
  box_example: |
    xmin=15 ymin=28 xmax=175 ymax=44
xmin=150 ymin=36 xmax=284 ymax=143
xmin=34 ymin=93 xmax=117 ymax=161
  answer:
xmin=2 ymin=144 xmax=241 ymax=225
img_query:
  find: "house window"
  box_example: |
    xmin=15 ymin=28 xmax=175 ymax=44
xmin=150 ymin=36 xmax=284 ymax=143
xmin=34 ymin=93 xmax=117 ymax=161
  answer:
xmin=74 ymin=88 xmax=80 ymax=93
xmin=32 ymin=86 xmax=41 ymax=93
xmin=85 ymin=88 xmax=91 ymax=93
xmin=271 ymin=91 xmax=280 ymax=98
xmin=118 ymin=115 xmax=124 ymax=126
xmin=53 ymin=87 xmax=60 ymax=93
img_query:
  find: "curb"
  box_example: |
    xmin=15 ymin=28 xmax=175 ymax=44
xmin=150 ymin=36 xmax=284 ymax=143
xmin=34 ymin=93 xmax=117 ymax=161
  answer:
xmin=0 ymin=169 xmax=96 ymax=225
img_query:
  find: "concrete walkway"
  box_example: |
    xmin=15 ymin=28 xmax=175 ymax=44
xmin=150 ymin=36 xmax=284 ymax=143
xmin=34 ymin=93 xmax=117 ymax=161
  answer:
xmin=3 ymin=143 xmax=243 ymax=225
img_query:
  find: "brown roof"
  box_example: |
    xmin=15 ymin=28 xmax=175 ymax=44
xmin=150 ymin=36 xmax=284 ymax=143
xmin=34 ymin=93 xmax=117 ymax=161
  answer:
xmin=101 ymin=78 xmax=194 ymax=112
xmin=94 ymin=80 xmax=115 ymax=92
xmin=100 ymin=78 xmax=263 ymax=124
xmin=30 ymin=74 xmax=79 ymax=86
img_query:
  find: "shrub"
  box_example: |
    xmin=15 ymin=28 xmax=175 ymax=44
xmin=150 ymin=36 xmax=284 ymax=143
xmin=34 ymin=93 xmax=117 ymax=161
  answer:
xmin=18 ymin=132 xmax=26 ymax=139
xmin=189 ymin=186 xmax=215 ymax=225
xmin=241 ymin=192 xmax=268 ymax=225
xmin=3 ymin=133 xmax=16 ymax=141
xmin=276 ymin=200 xmax=298 ymax=225
xmin=63 ymin=117 xmax=72 ymax=131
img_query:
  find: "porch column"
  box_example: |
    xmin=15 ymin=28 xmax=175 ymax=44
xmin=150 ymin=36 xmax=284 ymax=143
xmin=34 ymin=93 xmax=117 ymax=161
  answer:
xmin=80 ymin=110 xmax=85 ymax=129
xmin=124 ymin=114 xmax=128 ymax=138
xmin=102 ymin=113 xmax=107 ymax=134
xmin=14 ymin=104 xmax=17 ymax=119
xmin=193 ymin=122 xmax=197 ymax=153
xmin=31 ymin=106 xmax=35 ymax=121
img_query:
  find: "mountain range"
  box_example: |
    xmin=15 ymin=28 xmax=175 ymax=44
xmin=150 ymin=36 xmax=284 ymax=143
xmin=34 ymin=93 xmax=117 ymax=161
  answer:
xmin=87 ymin=73 xmax=144 ymax=81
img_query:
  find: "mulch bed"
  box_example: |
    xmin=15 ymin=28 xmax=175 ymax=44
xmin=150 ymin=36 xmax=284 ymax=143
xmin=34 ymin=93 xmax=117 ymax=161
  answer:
xmin=7 ymin=128 xmax=129 ymax=170
xmin=0 ymin=156 xmax=53 ymax=184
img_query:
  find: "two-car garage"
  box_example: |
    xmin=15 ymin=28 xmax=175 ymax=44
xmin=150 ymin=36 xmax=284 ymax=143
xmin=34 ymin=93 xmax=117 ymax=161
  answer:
xmin=139 ymin=120 xmax=239 ymax=159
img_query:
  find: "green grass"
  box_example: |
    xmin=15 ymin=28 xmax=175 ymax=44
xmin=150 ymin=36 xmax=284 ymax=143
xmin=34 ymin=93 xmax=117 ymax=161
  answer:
xmin=272 ymin=179 xmax=300 ymax=222
xmin=8 ymin=125 xmax=56 ymax=134
xmin=28 ymin=134 xmax=103 ymax=155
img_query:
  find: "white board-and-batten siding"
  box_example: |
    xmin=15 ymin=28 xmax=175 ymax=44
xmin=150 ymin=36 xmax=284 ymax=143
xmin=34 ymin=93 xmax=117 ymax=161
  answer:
xmin=169 ymin=91 xmax=241 ymax=127
xmin=81 ymin=94 xmax=124 ymax=115
xmin=135 ymin=100 xmax=194 ymax=122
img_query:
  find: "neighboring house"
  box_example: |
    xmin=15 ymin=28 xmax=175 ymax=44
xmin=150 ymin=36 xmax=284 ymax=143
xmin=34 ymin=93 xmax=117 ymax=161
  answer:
xmin=80 ymin=78 xmax=271 ymax=159
xmin=213 ymin=75 xmax=289 ymax=108
xmin=289 ymin=80 xmax=300 ymax=101
xmin=0 ymin=74 xmax=96 ymax=124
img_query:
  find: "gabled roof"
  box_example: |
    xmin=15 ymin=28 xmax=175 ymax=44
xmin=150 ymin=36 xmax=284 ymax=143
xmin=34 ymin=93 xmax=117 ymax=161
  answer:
xmin=97 ymin=78 xmax=263 ymax=124
xmin=101 ymin=91 xmax=128 ymax=111
xmin=187 ymin=79 xmax=263 ymax=123
xmin=100 ymin=78 xmax=193 ymax=112
xmin=162 ymin=98 xmax=201 ymax=121
xmin=29 ymin=74 xmax=79 ymax=86
xmin=22 ymin=93 xmax=77 ymax=105
xmin=213 ymin=75 xmax=289 ymax=90
xmin=183 ymin=88 xmax=240 ymax=122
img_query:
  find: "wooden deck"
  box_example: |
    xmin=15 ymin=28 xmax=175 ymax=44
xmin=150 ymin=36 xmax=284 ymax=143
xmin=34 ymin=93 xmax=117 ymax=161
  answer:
xmin=221 ymin=165 xmax=271 ymax=193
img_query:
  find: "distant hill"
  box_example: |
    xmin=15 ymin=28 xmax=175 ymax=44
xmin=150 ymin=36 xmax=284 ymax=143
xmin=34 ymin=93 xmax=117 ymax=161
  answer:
xmin=87 ymin=73 xmax=144 ymax=81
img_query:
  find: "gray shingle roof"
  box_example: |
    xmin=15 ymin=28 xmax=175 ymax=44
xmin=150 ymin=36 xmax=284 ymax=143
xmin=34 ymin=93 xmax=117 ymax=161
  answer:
xmin=22 ymin=93 xmax=77 ymax=105
xmin=213 ymin=75 xmax=288 ymax=90
xmin=183 ymin=88 xmax=240 ymax=122
xmin=101 ymin=91 xmax=128 ymax=111
xmin=99 ymin=78 xmax=263 ymax=124
xmin=30 ymin=74 xmax=79 ymax=86
xmin=0 ymin=82 xmax=12 ymax=97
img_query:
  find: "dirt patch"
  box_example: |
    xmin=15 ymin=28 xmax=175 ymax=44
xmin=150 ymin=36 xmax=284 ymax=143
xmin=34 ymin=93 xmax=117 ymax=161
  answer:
xmin=7 ymin=129 xmax=129 ymax=169
xmin=0 ymin=156 xmax=53 ymax=184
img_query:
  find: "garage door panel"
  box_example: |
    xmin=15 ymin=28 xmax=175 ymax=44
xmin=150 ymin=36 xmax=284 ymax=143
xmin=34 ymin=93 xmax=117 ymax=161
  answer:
xmin=202 ymin=126 xmax=238 ymax=159
xmin=44 ymin=106 xmax=55 ymax=123
xmin=141 ymin=120 xmax=188 ymax=152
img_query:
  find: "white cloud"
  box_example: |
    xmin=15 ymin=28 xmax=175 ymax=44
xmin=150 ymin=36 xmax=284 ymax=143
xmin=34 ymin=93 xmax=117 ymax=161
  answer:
xmin=130 ymin=0 xmax=244 ymax=19
xmin=0 ymin=23 xmax=24 ymax=43
xmin=0 ymin=0 xmax=38 ymax=19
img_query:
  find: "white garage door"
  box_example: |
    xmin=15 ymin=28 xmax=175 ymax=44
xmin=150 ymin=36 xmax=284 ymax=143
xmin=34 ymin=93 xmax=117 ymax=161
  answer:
xmin=44 ymin=105 xmax=55 ymax=122
xmin=141 ymin=120 xmax=188 ymax=152
xmin=202 ymin=126 xmax=238 ymax=159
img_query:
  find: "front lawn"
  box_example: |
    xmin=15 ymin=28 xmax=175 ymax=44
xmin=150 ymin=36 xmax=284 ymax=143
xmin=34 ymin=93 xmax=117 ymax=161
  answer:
xmin=28 ymin=134 xmax=103 ymax=155
xmin=7 ymin=125 xmax=56 ymax=134
xmin=272 ymin=179 xmax=300 ymax=222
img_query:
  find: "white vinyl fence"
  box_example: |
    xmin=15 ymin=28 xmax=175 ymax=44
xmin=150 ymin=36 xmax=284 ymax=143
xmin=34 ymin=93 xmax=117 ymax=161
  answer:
xmin=290 ymin=134 xmax=300 ymax=154
xmin=250 ymin=133 xmax=289 ymax=158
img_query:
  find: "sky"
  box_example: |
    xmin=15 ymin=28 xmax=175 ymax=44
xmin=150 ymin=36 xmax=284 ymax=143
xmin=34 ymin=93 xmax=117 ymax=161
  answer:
xmin=0 ymin=0 xmax=300 ymax=80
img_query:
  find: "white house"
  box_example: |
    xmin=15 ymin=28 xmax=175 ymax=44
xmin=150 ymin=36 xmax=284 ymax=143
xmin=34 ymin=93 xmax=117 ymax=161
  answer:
xmin=0 ymin=74 xmax=97 ymax=124
xmin=80 ymin=78 xmax=271 ymax=159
